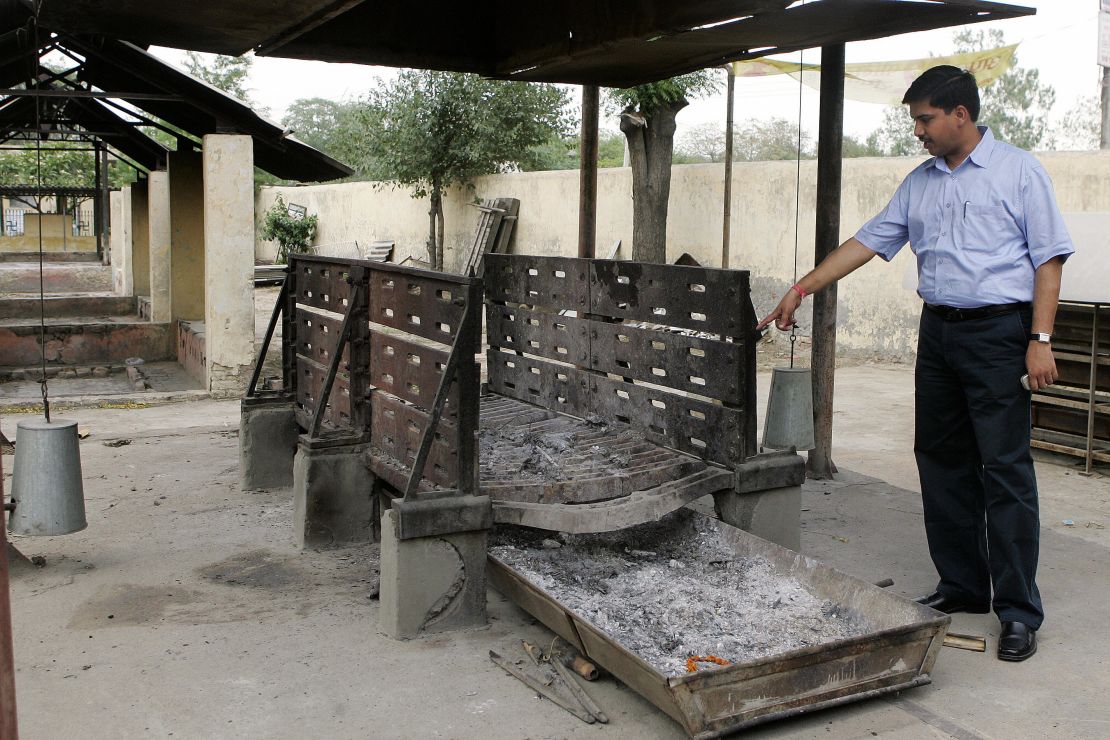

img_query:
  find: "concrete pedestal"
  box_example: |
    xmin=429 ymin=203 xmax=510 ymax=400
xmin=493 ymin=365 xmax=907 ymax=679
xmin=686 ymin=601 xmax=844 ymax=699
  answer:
xmin=713 ymin=486 xmax=802 ymax=551
xmin=292 ymin=436 xmax=375 ymax=549
xmin=379 ymin=507 xmax=488 ymax=640
xmin=239 ymin=398 xmax=298 ymax=491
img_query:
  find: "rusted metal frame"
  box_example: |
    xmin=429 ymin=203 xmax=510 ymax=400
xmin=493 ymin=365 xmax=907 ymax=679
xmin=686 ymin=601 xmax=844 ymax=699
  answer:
xmin=369 ymin=392 xmax=459 ymax=488
xmin=368 ymin=330 xmax=458 ymax=417
xmin=1086 ymin=304 xmax=1101 ymax=474
xmin=283 ymin=260 xmax=299 ymax=403
xmin=368 ymin=269 xmax=470 ymax=345
xmin=246 ymin=269 xmax=290 ymax=398
xmin=402 ymin=287 xmax=477 ymax=501
xmin=484 ymin=254 xmax=591 ymax=315
xmin=309 ymin=268 xmax=366 ymax=438
xmin=454 ymin=281 xmax=483 ymax=496
xmin=486 ymin=303 xmax=591 ymax=368
xmin=590 ymin=260 xmax=749 ymax=338
xmin=0 ymin=449 xmax=17 ymax=740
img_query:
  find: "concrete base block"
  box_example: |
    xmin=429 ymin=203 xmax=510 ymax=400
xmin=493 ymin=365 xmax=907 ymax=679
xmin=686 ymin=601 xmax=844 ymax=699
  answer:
xmin=379 ymin=508 xmax=488 ymax=640
xmin=239 ymin=398 xmax=298 ymax=490
xmin=292 ymin=437 xmax=375 ymax=549
xmin=713 ymin=486 xmax=801 ymax=551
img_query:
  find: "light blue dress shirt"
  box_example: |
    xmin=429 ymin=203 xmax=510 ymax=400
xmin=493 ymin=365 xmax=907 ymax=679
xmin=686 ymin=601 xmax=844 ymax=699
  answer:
xmin=855 ymin=126 xmax=1074 ymax=309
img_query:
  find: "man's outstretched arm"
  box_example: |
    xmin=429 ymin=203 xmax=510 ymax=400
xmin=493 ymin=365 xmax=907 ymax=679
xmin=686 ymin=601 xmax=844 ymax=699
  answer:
xmin=1025 ymin=256 xmax=1064 ymax=391
xmin=757 ymin=237 xmax=879 ymax=331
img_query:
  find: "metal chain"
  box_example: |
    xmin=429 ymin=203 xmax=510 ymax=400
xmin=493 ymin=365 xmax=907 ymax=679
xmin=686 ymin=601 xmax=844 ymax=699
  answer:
xmin=790 ymin=35 xmax=805 ymax=369
xmin=31 ymin=10 xmax=50 ymax=422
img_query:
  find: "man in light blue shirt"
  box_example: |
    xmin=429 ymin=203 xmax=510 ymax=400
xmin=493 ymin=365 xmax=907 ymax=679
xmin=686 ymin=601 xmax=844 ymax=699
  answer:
xmin=759 ymin=66 xmax=1073 ymax=663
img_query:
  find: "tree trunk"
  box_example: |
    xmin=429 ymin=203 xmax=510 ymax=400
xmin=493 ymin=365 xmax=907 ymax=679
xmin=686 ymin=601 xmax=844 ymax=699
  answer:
xmin=621 ymin=98 xmax=687 ymax=263
xmin=427 ymin=181 xmax=444 ymax=271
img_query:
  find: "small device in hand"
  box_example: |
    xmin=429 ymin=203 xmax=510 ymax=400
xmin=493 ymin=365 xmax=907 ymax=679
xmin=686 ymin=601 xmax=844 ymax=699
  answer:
xmin=1020 ymin=374 xmax=1031 ymax=391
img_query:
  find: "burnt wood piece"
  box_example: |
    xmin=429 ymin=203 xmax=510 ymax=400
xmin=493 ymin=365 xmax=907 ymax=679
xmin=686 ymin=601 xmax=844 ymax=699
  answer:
xmin=484 ymin=254 xmax=589 ymax=314
xmin=369 ymin=391 xmax=459 ymax=489
xmin=369 ymin=330 xmax=461 ymax=420
xmin=590 ymin=260 xmax=754 ymax=338
xmin=368 ymin=269 xmax=470 ymax=346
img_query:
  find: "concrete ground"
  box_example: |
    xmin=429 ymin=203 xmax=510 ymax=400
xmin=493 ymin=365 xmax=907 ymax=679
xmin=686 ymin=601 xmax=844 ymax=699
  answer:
xmin=1 ymin=364 xmax=1108 ymax=739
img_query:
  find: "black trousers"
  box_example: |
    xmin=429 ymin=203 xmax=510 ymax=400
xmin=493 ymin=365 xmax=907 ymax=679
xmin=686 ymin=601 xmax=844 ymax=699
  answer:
xmin=914 ymin=306 xmax=1043 ymax=629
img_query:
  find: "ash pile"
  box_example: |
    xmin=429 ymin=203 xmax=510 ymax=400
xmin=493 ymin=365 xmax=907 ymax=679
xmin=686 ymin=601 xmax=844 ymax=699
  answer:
xmin=478 ymin=417 xmax=634 ymax=483
xmin=491 ymin=511 xmax=872 ymax=676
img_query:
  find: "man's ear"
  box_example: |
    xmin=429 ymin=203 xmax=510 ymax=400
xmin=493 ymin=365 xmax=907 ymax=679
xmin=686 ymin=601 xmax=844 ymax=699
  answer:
xmin=953 ymin=105 xmax=971 ymax=126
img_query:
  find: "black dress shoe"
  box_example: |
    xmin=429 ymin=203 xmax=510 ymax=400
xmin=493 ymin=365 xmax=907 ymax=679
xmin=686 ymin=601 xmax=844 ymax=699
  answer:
xmin=998 ymin=621 xmax=1037 ymax=661
xmin=915 ymin=591 xmax=991 ymax=614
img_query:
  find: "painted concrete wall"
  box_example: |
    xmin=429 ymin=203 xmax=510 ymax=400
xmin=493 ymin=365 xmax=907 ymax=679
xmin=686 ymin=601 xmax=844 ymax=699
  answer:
xmin=203 ymin=134 xmax=256 ymax=396
xmin=131 ymin=179 xmax=151 ymax=297
xmin=258 ymin=150 xmax=1110 ymax=360
xmin=169 ymin=148 xmax=206 ymax=321
xmin=0 ymin=214 xmax=96 ymax=253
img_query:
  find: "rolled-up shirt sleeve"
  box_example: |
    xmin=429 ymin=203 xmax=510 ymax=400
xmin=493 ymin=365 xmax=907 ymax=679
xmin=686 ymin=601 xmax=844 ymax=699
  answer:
xmin=1021 ymin=163 xmax=1075 ymax=268
xmin=854 ymin=176 xmax=911 ymax=262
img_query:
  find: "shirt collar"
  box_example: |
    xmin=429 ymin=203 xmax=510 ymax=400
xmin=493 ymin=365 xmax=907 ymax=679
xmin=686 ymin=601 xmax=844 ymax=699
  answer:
xmin=932 ymin=125 xmax=995 ymax=173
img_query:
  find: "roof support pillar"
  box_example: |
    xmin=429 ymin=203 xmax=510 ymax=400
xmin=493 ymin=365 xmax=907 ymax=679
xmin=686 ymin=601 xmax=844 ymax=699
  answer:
xmin=808 ymin=42 xmax=845 ymax=481
xmin=203 ymin=134 xmax=256 ymax=397
xmin=578 ymin=85 xmax=599 ymax=259
xmin=110 ymin=186 xmax=134 ymax=297
xmin=147 ymin=169 xmax=173 ymax=323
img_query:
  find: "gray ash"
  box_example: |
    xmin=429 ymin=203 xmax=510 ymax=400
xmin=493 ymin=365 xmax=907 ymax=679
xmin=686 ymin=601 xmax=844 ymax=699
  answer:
xmin=491 ymin=511 xmax=871 ymax=676
xmin=478 ymin=420 xmax=634 ymax=483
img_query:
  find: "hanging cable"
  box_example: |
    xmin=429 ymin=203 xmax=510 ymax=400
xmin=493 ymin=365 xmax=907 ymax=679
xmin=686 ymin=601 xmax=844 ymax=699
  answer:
xmin=789 ymin=41 xmax=805 ymax=370
xmin=30 ymin=6 xmax=50 ymax=422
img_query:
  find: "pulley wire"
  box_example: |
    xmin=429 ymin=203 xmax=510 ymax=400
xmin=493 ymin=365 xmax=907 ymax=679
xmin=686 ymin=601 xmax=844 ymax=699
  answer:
xmin=30 ymin=7 xmax=50 ymax=422
xmin=790 ymin=42 xmax=804 ymax=370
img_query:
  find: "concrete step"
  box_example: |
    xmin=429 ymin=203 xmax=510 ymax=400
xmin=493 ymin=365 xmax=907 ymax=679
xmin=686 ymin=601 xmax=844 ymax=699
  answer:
xmin=0 ymin=292 xmax=137 ymax=319
xmin=0 ymin=261 xmax=113 ymax=293
xmin=0 ymin=315 xmax=174 ymax=367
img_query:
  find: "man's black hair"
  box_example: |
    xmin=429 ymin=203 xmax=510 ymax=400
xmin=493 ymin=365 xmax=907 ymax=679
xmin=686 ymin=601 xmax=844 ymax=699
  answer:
xmin=902 ymin=65 xmax=980 ymax=121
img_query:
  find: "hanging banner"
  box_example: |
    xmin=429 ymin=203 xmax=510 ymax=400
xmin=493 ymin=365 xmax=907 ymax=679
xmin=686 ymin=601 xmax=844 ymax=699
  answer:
xmin=732 ymin=45 xmax=1019 ymax=105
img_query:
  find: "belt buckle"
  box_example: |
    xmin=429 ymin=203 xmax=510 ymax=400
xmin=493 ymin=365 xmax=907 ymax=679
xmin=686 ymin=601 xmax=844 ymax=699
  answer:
xmin=949 ymin=307 xmax=964 ymax=321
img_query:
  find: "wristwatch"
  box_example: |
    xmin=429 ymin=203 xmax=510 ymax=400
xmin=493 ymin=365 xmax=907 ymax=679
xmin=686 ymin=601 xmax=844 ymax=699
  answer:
xmin=1029 ymin=332 xmax=1052 ymax=344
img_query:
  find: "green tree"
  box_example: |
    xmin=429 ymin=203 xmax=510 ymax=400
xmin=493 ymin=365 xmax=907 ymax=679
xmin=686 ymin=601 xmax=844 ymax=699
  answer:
xmin=261 ymin=194 xmax=319 ymax=263
xmin=184 ymin=52 xmax=254 ymax=105
xmin=867 ymin=106 xmax=923 ymax=157
xmin=1051 ymin=95 xmax=1100 ymax=152
xmin=610 ymin=71 xmax=717 ymax=262
xmin=597 ymin=131 xmax=626 ymax=168
xmin=954 ymin=29 xmax=1054 ymax=150
xmin=281 ymin=97 xmax=381 ymax=177
xmin=363 ymin=71 xmax=571 ymax=270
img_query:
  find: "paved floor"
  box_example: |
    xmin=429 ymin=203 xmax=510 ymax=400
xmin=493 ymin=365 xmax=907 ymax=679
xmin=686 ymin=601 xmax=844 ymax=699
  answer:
xmin=1 ymin=364 xmax=1108 ymax=739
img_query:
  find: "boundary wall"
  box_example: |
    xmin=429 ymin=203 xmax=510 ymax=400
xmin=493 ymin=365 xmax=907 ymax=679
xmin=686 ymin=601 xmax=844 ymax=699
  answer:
xmin=258 ymin=151 xmax=1110 ymax=361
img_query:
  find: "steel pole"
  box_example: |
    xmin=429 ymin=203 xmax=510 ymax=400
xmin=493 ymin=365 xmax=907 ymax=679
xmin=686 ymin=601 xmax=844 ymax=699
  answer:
xmin=808 ymin=43 xmax=846 ymax=481
xmin=578 ymin=85 xmax=600 ymax=259
xmin=1101 ymin=66 xmax=1109 ymax=150
xmin=722 ymin=68 xmax=735 ymax=269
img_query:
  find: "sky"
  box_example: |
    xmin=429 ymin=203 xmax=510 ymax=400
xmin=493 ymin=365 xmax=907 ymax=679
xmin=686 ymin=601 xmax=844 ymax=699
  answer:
xmin=149 ymin=1 xmax=1102 ymax=146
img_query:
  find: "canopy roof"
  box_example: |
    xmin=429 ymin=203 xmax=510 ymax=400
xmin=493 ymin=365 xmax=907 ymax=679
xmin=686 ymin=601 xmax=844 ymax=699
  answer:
xmin=0 ymin=9 xmax=353 ymax=181
xmin=29 ymin=0 xmax=1035 ymax=87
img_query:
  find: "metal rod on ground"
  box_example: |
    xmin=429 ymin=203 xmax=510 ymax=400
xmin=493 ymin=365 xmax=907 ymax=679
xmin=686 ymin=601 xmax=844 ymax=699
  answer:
xmin=808 ymin=42 xmax=846 ymax=481
xmin=578 ymin=85 xmax=599 ymax=259
xmin=0 ymin=441 xmax=19 ymax=739
xmin=548 ymin=649 xmax=609 ymax=723
xmin=722 ymin=66 xmax=735 ymax=269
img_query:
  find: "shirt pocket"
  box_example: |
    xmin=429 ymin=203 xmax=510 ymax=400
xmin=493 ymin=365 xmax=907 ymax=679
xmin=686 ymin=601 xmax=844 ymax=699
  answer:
xmin=959 ymin=204 xmax=1017 ymax=252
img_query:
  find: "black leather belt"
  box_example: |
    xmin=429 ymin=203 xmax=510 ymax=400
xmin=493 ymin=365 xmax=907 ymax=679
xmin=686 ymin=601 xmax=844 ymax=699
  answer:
xmin=924 ymin=302 xmax=1030 ymax=322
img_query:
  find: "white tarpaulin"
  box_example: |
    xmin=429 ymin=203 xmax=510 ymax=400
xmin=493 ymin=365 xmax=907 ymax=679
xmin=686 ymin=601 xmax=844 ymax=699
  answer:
xmin=732 ymin=45 xmax=1018 ymax=105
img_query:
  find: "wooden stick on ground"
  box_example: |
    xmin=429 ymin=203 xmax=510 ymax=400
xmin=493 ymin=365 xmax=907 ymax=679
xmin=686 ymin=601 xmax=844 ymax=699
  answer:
xmin=489 ymin=650 xmax=596 ymax=724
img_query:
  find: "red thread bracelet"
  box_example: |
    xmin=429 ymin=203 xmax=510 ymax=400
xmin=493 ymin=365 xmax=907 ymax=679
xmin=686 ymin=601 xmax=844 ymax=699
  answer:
xmin=791 ymin=283 xmax=807 ymax=299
